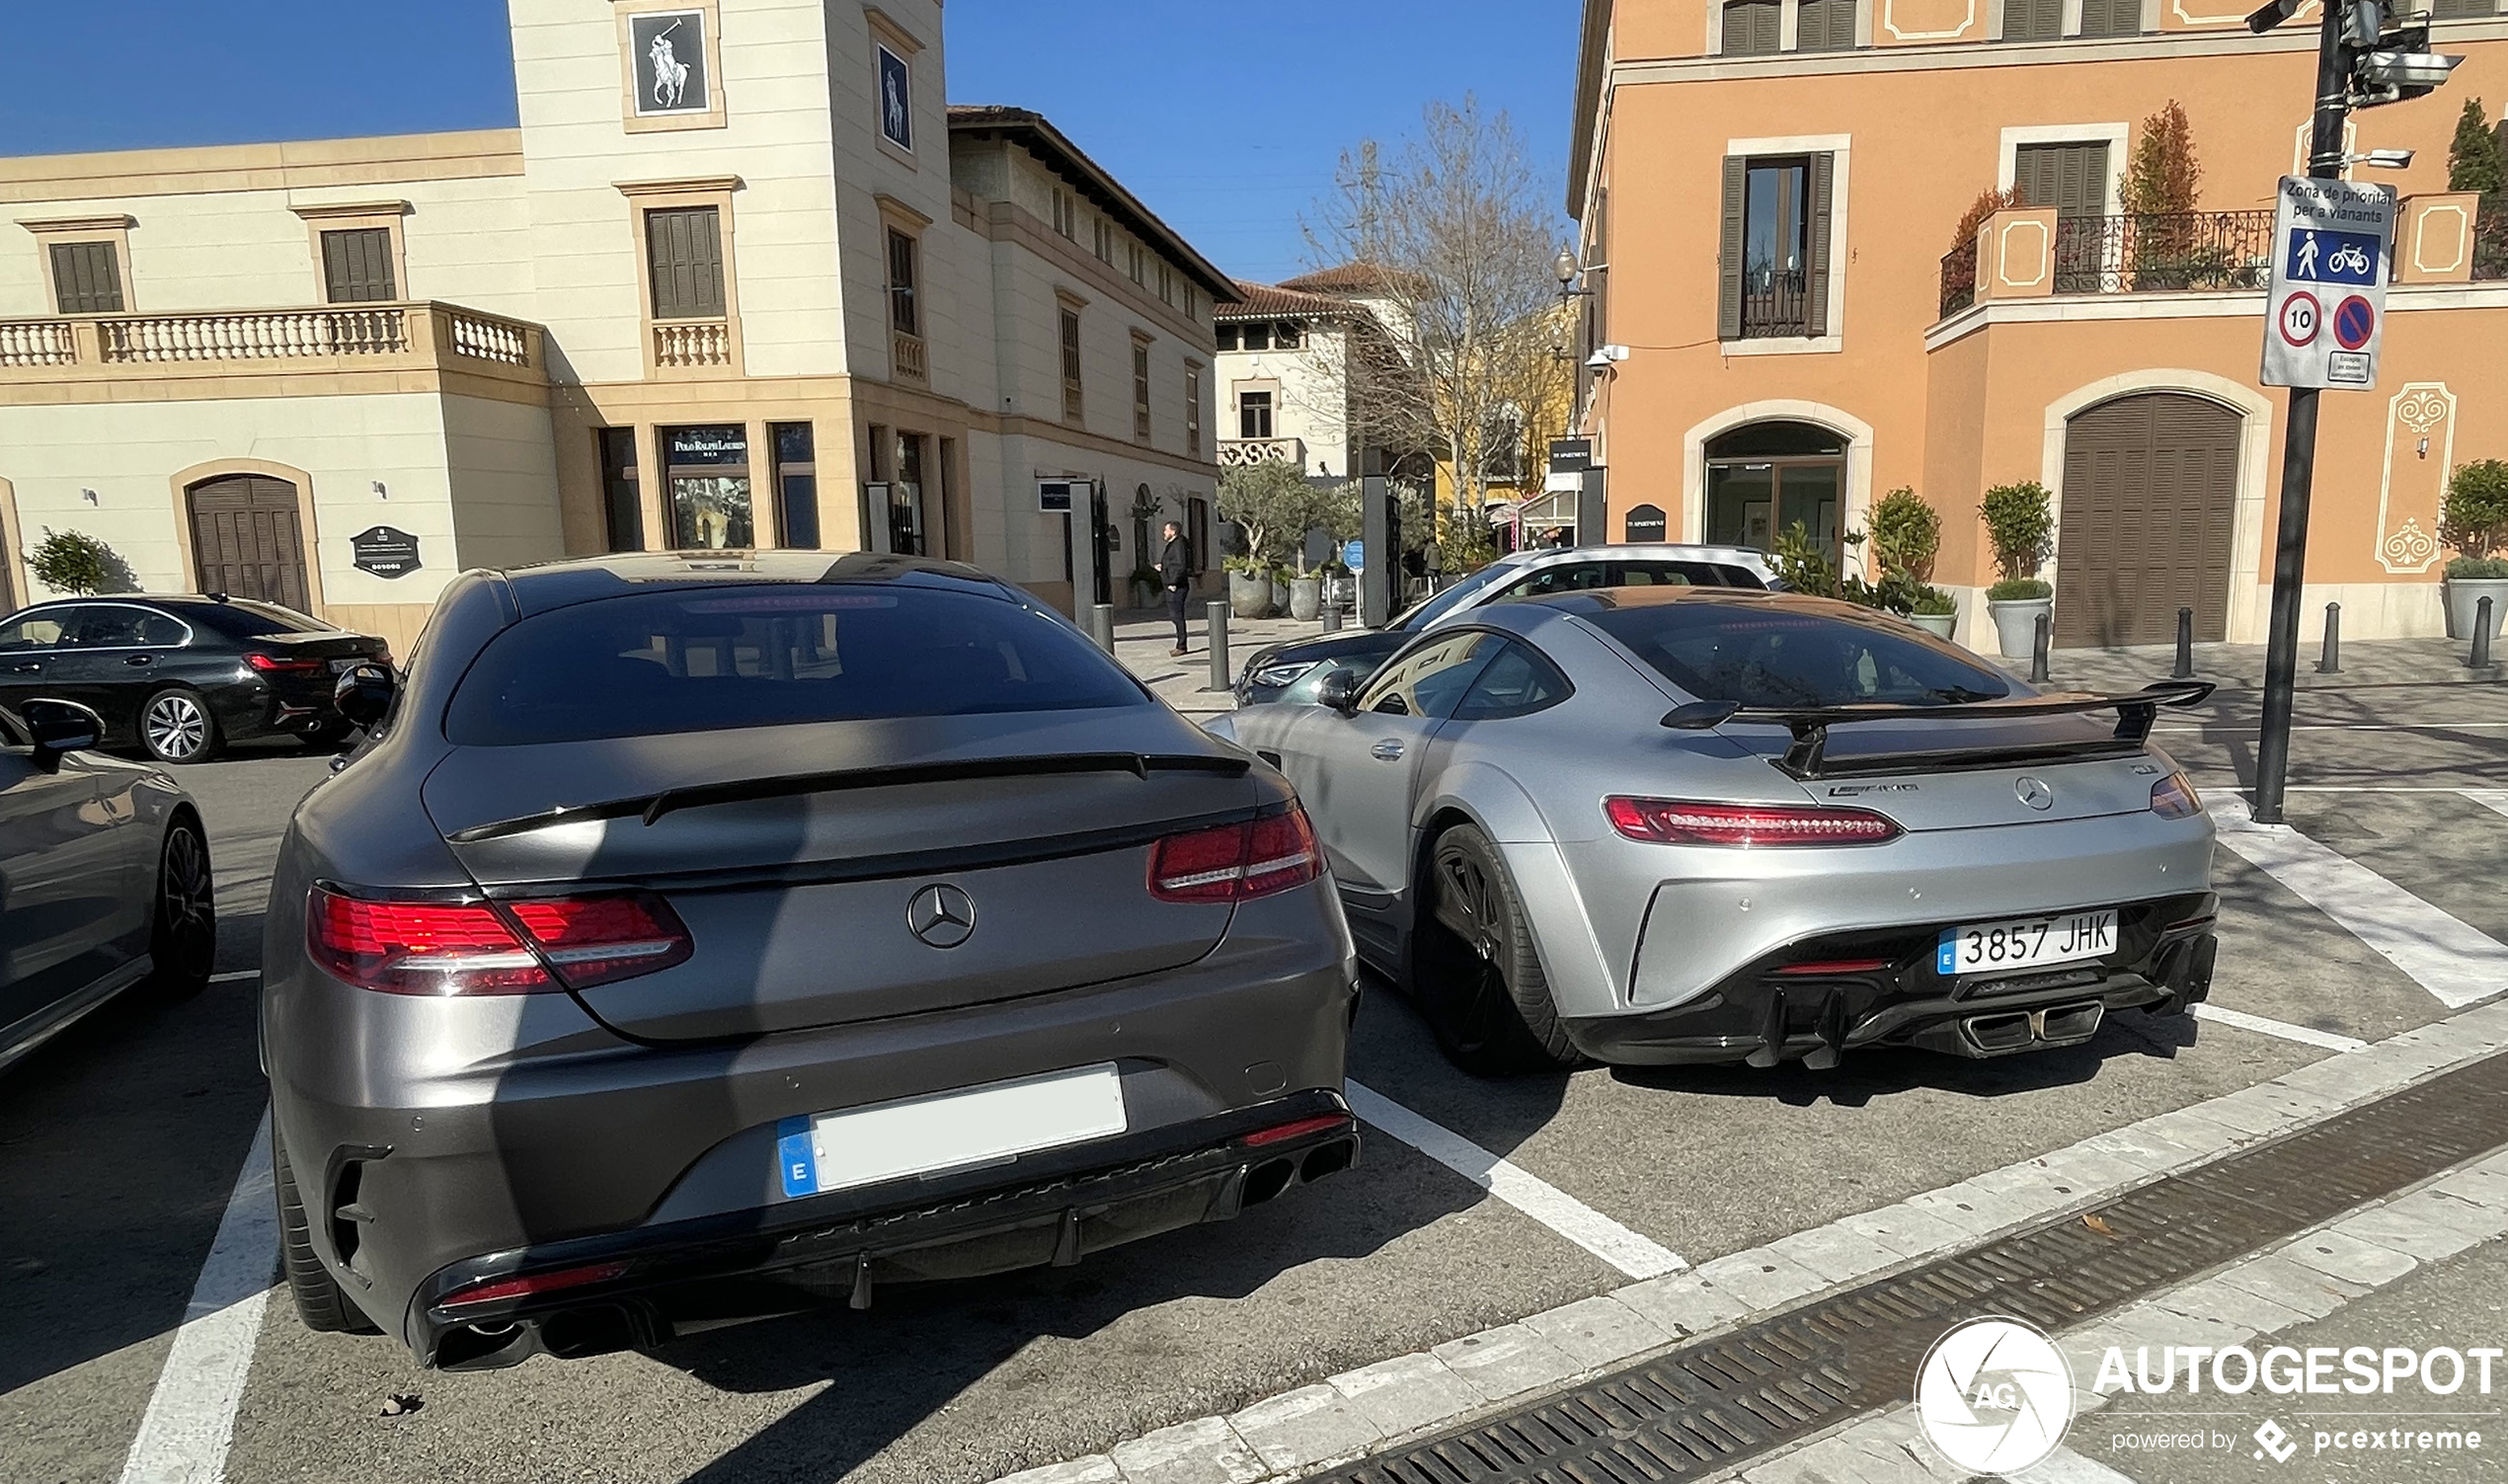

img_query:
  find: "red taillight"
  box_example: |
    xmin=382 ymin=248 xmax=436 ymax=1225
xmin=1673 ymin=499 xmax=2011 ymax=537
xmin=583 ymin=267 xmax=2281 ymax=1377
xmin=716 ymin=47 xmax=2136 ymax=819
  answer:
xmin=438 ymin=1261 xmax=629 ymax=1310
xmin=508 ymin=894 xmax=692 ymax=987
xmin=1772 ymin=958 xmax=1894 ymax=976
xmin=244 ymin=652 xmax=324 ymax=674
xmin=2150 ymin=772 xmax=2203 ymax=820
xmin=1241 ymin=1113 xmax=1354 ymax=1147
xmin=1147 ymin=808 xmax=1323 ymax=902
xmin=308 ymin=887 xmax=690 ymax=994
xmin=1606 ymin=797 xmax=1902 ymax=847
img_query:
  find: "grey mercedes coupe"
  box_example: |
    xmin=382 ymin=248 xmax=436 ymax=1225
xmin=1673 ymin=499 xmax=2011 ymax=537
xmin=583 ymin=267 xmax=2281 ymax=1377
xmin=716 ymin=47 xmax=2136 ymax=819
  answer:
xmin=1208 ymin=586 xmax=2220 ymax=1075
xmin=263 ymin=553 xmax=1358 ymax=1369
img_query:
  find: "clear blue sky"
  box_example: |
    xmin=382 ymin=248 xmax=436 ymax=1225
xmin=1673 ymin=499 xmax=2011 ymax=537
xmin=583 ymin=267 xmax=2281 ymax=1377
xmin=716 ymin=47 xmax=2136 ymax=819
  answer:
xmin=0 ymin=1 xmax=1579 ymax=285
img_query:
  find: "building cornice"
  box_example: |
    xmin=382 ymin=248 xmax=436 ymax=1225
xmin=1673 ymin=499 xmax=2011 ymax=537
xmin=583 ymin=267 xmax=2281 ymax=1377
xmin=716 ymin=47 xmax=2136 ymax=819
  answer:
xmin=1924 ymin=279 xmax=2508 ymax=351
xmin=0 ymin=130 xmax=523 ymax=206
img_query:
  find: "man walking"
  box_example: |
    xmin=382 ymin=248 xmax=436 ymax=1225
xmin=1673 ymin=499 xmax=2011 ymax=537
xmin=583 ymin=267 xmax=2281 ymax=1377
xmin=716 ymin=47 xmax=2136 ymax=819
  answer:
xmin=1158 ymin=520 xmax=1194 ymax=657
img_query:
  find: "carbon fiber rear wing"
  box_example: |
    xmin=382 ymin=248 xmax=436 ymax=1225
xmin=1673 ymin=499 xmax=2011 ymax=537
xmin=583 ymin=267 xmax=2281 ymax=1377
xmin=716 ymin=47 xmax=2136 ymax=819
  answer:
xmin=1660 ymin=679 xmax=2217 ymax=779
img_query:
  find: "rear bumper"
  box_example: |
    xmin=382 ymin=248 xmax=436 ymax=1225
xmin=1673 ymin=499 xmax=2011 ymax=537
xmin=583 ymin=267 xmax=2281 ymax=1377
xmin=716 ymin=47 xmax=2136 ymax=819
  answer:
xmin=1566 ymin=892 xmax=2217 ymax=1065
xmin=408 ymin=1090 xmax=1359 ymax=1370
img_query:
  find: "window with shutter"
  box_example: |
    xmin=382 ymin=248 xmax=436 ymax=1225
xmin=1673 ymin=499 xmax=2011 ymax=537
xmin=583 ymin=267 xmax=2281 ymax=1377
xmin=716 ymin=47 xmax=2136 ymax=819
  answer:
xmin=48 ymin=241 xmax=124 ymax=314
xmin=1804 ymin=153 xmax=1836 ymax=336
xmin=2013 ymin=142 xmax=2109 ymax=218
xmin=2430 ymin=0 xmax=2492 ymax=16
xmin=1717 ymin=157 xmax=1748 ymax=342
xmin=885 ymin=228 xmax=919 ymax=336
xmin=2001 ymin=0 xmax=2063 ymax=40
xmin=1798 ymin=0 xmax=1857 ymax=50
xmin=2077 ymin=0 xmax=2141 ymax=37
xmin=1721 ymin=0 xmax=1781 ymax=53
xmin=645 ymin=206 xmax=726 ymax=320
xmin=321 ymin=229 xmax=397 ymax=303
xmin=1059 ymin=307 xmax=1084 ymax=422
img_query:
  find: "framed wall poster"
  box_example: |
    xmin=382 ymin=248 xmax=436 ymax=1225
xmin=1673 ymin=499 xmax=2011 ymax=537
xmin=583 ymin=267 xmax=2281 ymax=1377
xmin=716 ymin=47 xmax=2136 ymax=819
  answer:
xmin=877 ymin=43 xmax=912 ymax=151
xmin=631 ymin=11 xmax=711 ymax=117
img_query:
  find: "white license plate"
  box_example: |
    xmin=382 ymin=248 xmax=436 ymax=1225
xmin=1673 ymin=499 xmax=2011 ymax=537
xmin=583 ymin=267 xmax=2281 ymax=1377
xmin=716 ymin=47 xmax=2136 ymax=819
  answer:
xmin=1936 ymin=909 xmax=2118 ymax=976
xmin=776 ymin=1063 xmax=1127 ymax=1199
xmin=329 ymin=658 xmax=363 ymax=673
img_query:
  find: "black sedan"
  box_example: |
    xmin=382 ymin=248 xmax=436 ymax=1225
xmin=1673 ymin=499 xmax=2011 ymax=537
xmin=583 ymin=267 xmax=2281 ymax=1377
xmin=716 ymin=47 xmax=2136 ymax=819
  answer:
xmin=0 ymin=596 xmax=390 ymax=763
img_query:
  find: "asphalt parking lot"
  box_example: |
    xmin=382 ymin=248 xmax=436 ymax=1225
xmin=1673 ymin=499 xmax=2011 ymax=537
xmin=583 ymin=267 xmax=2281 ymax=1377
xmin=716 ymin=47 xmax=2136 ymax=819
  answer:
xmin=1 ymin=637 xmax=2501 ymax=1484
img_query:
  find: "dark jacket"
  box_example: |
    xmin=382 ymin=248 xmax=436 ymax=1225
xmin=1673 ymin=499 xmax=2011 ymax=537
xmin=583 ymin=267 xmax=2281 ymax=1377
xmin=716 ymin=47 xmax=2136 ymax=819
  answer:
xmin=1158 ymin=536 xmax=1193 ymax=587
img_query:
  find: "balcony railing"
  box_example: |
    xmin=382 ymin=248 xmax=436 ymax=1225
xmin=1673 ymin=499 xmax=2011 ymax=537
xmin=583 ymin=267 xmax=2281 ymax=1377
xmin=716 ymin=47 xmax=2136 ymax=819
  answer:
xmin=1218 ymin=436 xmax=1304 ymax=467
xmin=892 ymin=329 xmax=927 ymax=383
xmin=653 ymin=319 xmax=733 ymax=371
xmin=2479 ymin=201 xmax=2508 ymax=281
xmin=1738 ymin=267 xmax=1813 ymax=338
xmin=0 ymin=302 xmax=543 ymax=384
xmin=1939 ymin=239 xmax=1980 ymax=319
xmin=2051 ymin=210 xmax=2275 ymax=294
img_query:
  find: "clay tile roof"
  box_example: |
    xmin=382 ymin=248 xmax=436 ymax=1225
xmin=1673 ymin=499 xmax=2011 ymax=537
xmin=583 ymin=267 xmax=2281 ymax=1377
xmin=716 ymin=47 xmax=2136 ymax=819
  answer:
xmin=1216 ymin=279 xmax=1357 ymax=321
xmin=1276 ymin=262 xmax=1412 ymax=294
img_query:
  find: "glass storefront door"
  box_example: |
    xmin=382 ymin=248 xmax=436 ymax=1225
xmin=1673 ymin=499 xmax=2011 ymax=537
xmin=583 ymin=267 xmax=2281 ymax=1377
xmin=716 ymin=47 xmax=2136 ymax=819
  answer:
xmin=1702 ymin=422 xmax=1846 ymax=564
xmin=664 ymin=425 xmax=753 ymax=549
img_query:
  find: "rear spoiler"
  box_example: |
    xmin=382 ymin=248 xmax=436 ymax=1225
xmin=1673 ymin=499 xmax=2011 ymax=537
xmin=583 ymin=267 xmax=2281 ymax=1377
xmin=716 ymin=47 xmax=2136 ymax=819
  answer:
xmin=1661 ymin=680 xmax=2216 ymax=780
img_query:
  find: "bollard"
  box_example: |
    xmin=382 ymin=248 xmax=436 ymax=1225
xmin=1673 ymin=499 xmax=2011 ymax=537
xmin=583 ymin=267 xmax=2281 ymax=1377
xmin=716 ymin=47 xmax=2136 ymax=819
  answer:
xmin=1090 ymin=602 xmax=1116 ymax=654
xmin=2171 ymin=607 xmax=2194 ymax=679
xmin=2317 ymin=601 xmax=2341 ymax=674
xmin=2475 ymin=596 xmax=2496 ymax=670
xmin=2030 ymin=611 xmax=2052 ymax=684
xmin=1207 ymin=600 xmax=1232 ymax=692
xmin=1321 ymin=600 xmax=1341 ymax=633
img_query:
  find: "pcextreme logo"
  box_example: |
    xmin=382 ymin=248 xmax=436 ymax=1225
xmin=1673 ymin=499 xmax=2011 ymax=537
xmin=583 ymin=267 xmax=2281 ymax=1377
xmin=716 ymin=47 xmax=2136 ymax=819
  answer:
xmin=1915 ymin=1316 xmax=2077 ymax=1472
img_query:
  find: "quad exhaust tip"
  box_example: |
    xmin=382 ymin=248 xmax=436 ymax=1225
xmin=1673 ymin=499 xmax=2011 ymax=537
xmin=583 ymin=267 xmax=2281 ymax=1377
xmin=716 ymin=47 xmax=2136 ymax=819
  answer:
xmin=1959 ymin=1000 xmax=2103 ymax=1055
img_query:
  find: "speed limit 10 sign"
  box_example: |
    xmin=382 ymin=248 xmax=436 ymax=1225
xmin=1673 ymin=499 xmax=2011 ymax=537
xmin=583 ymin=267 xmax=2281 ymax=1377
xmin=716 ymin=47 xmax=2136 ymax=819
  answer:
xmin=2260 ymin=175 xmax=2390 ymax=390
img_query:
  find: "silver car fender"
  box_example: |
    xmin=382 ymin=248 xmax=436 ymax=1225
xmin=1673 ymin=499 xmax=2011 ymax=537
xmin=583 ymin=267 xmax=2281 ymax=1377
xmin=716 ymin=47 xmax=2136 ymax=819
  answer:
xmin=1413 ymin=761 xmax=1622 ymax=1021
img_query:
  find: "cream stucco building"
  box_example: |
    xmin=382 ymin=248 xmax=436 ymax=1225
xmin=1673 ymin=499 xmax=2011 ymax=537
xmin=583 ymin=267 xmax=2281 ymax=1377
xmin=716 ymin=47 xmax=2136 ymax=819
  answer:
xmin=0 ymin=0 xmax=1236 ymax=650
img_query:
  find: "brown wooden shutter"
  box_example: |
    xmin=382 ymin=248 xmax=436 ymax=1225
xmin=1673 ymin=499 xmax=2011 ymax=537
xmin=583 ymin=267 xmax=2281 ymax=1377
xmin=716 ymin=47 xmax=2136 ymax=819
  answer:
xmin=2014 ymin=143 xmax=2108 ymax=218
xmin=2002 ymin=0 xmax=2062 ymax=40
xmin=1799 ymin=0 xmax=1855 ymax=49
xmin=1717 ymin=156 xmax=1748 ymax=342
xmin=1721 ymin=0 xmax=1779 ymax=53
xmin=646 ymin=206 xmax=726 ymax=319
xmin=49 ymin=241 xmax=123 ymax=314
xmin=1804 ymin=153 xmax=1836 ymax=337
xmin=321 ymin=229 xmax=397 ymax=303
xmin=2078 ymin=0 xmax=2140 ymax=34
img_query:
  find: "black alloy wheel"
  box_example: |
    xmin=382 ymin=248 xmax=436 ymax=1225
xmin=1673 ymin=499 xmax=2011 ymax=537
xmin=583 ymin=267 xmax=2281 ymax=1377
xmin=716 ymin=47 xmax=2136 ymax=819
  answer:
xmin=148 ymin=819 xmax=216 ymax=998
xmin=1416 ymin=823 xmax=1582 ymax=1075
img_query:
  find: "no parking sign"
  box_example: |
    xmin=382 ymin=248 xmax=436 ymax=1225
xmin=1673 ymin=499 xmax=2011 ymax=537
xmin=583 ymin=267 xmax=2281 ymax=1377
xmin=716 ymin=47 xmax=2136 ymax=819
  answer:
xmin=2260 ymin=176 xmax=2391 ymax=390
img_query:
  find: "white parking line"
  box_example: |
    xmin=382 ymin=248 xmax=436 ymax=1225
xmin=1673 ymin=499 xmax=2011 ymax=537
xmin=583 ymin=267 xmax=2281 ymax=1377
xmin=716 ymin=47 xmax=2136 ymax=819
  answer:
xmin=2464 ymin=789 xmax=2508 ymax=820
xmin=117 ymin=1108 xmax=274 ymax=1484
xmin=1344 ymin=1080 xmax=1685 ymax=1281
xmin=2206 ymin=793 xmax=2508 ymax=1009
xmin=2193 ymin=1003 xmax=2368 ymax=1054
xmin=206 ymin=971 xmax=259 ymax=983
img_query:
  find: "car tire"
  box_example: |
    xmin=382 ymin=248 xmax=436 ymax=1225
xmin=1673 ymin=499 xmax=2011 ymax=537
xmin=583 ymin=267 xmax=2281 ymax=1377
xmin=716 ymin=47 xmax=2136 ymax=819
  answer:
xmin=146 ymin=816 xmax=215 ymax=999
xmin=138 ymin=687 xmax=221 ymax=764
xmin=1416 ymin=823 xmax=1584 ymax=1075
xmin=274 ymin=1125 xmax=381 ymax=1335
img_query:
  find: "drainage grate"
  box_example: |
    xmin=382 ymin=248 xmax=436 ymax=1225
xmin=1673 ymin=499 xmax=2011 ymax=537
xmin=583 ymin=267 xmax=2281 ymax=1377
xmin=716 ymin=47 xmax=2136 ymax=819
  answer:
xmin=1318 ymin=1051 xmax=2508 ymax=1484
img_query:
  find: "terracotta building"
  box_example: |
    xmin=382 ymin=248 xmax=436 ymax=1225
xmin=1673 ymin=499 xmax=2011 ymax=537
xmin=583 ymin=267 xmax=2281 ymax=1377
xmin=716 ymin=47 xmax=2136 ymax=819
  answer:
xmin=1565 ymin=0 xmax=2507 ymax=647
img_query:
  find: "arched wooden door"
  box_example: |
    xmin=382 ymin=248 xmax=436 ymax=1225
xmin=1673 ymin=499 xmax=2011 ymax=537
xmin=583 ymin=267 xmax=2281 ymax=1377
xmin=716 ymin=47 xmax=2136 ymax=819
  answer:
xmin=187 ymin=475 xmax=311 ymax=610
xmin=2055 ymin=394 xmax=2240 ymax=648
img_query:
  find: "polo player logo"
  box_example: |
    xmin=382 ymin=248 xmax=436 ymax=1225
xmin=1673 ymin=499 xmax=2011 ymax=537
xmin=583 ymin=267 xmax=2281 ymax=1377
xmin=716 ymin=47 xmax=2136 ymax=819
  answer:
xmin=649 ymin=22 xmax=691 ymax=111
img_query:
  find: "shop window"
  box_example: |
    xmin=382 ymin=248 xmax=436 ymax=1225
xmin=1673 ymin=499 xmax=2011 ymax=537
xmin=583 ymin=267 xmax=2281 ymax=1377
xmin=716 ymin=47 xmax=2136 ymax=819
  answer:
xmin=597 ymin=428 xmax=644 ymax=552
xmin=773 ymin=422 xmax=819 ymax=549
xmin=662 ymin=425 xmax=752 ymax=548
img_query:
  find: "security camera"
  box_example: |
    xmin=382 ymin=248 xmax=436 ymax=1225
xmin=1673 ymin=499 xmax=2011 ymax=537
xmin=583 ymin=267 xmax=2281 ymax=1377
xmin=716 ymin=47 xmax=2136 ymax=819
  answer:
xmin=2357 ymin=48 xmax=2461 ymax=88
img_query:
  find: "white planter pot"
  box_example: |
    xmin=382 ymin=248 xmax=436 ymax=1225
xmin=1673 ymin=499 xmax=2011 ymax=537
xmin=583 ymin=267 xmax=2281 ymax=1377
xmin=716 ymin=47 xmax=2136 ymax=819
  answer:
xmin=1989 ymin=597 xmax=2053 ymax=659
xmin=1288 ymin=576 xmax=1322 ymax=621
xmin=2444 ymin=578 xmax=2508 ymax=643
xmin=1909 ymin=612 xmax=1957 ymax=641
xmin=1227 ymin=572 xmax=1273 ymax=619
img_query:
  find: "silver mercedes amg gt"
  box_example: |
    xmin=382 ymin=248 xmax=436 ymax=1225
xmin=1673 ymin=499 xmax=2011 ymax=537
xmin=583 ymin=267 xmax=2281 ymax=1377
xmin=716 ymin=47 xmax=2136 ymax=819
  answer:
xmin=263 ymin=553 xmax=1358 ymax=1369
xmin=1208 ymin=586 xmax=2219 ymax=1075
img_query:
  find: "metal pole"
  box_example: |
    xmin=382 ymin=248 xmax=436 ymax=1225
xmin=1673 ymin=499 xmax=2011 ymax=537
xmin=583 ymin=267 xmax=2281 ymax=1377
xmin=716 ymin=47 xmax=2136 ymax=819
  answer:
xmin=2317 ymin=601 xmax=2341 ymax=673
xmin=1206 ymin=600 xmax=1231 ymax=691
xmin=2252 ymin=0 xmax=2351 ymax=825
xmin=2030 ymin=610 xmax=2052 ymax=684
xmin=2474 ymin=596 xmax=2496 ymax=670
xmin=1090 ymin=602 xmax=1116 ymax=654
xmin=1322 ymin=595 xmax=1342 ymax=633
xmin=2172 ymin=606 xmax=2194 ymax=679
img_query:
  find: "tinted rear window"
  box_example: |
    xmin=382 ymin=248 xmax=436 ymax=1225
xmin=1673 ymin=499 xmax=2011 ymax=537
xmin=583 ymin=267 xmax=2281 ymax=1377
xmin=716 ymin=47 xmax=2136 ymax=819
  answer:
xmin=445 ymin=586 xmax=1147 ymax=745
xmin=185 ymin=600 xmax=334 ymax=639
xmin=1584 ymin=601 xmax=2014 ymax=709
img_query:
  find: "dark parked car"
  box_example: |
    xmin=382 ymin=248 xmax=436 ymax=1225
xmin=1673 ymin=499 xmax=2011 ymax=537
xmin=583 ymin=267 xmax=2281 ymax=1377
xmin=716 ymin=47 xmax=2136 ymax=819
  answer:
xmin=264 ymin=552 xmax=1357 ymax=1369
xmin=1 ymin=697 xmax=214 ymax=1074
xmin=0 ymin=596 xmax=391 ymax=764
xmin=1234 ymin=544 xmax=1779 ymax=707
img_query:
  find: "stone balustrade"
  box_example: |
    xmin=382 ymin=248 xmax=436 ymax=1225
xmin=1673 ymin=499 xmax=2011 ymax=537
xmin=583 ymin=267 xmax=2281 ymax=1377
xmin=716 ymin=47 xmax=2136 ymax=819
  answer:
xmin=0 ymin=300 xmax=545 ymax=386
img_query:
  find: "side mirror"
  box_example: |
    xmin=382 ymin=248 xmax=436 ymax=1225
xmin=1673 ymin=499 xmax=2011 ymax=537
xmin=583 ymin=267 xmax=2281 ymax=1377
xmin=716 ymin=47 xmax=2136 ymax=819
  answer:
xmin=333 ymin=663 xmax=397 ymax=731
xmin=1315 ymin=669 xmax=1360 ymax=715
xmin=22 ymin=698 xmax=104 ymax=764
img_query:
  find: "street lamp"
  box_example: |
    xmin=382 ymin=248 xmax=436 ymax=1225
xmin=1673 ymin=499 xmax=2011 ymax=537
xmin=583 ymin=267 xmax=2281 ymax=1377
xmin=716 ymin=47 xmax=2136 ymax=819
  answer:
xmin=1554 ymin=246 xmax=1606 ymax=299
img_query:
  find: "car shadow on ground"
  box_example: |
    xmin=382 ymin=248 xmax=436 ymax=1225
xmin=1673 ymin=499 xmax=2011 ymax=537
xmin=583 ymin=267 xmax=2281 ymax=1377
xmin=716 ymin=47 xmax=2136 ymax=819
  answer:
xmin=0 ymin=910 xmax=269 ymax=1397
xmin=631 ymin=1141 xmax=1483 ymax=1484
xmin=1609 ymin=1007 xmax=2201 ymax=1110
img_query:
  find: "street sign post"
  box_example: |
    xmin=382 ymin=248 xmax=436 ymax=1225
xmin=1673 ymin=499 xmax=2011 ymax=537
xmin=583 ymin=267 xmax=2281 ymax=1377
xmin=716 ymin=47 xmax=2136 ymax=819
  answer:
xmin=2260 ymin=175 xmax=2393 ymax=390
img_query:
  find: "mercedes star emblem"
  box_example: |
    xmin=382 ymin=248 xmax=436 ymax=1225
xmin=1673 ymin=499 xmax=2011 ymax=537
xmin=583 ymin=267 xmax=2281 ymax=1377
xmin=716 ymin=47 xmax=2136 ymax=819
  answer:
xmin=2015 ymin=776 xmax=2056 ymax=812
xmin=906 ymin=883 xmax=978 ymax=949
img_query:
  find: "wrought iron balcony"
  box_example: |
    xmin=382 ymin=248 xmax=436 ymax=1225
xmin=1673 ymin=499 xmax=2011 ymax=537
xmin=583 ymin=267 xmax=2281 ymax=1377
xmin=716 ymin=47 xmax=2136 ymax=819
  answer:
xmin=1938 ymin=210 xmax=2275 ymax=320
xmin=1218 ymin=436 xmax=1304 ymax=467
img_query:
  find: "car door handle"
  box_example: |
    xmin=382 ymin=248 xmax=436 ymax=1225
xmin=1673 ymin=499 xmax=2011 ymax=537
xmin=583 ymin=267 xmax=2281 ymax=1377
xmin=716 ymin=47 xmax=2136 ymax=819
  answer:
xmin=125 ymin=655 xmax=155 ymax=666
xmin=5 ymin=662 xmax=39 ymax=674
xmin=1370 ymin=739 xmax=1406 ymax=761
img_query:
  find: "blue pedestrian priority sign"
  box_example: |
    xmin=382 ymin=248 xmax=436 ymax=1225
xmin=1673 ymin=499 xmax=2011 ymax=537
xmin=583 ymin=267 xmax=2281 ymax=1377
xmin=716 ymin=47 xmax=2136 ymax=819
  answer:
xmin=2261 ymin=176 xmax=2391 ymax=391
xmin=1342 ymin=539 xmax=1365 ymax=573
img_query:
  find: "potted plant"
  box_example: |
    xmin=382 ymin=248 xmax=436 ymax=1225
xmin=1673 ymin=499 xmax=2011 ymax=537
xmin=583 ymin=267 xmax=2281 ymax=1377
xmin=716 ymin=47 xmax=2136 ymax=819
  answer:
xmin=1979 ymin=481 xmax=2056 ymax=659
xmin=1911 ymin=586 xmax=1959 ymax=641
xmin=2440 ymin=458 xmax=2508 ymax=642
xmin=1223 ymin=556 xmax=1273 ymax=619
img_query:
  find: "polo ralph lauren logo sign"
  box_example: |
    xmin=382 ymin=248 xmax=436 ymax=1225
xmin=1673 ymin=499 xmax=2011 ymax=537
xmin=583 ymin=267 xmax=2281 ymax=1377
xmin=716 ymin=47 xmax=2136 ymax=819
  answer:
xmin=630 ymin=11 xmax=709 ymax=117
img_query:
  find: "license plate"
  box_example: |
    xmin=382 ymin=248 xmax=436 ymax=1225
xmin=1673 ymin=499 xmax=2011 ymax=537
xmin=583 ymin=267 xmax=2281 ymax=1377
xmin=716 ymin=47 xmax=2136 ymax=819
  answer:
xmin=1937 ymin=909 xmax=2118 ymax=976
xmin=329 ymin=658 xmax=363 ymax=673
xmin=776 ymin=1062 xmax=1127 ymax=1199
